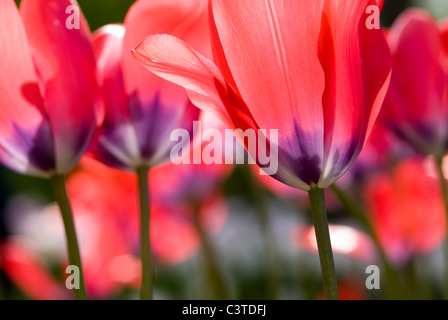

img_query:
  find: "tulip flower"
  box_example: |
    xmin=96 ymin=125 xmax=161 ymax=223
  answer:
xmin=132 ymin=0 xmax=391 ymax=299
xmin=89 ymin=0 xmax=210 ymax=299
xmin=382 ymin=9 xmax=448 ymax=297
xmin=0 ymin=0 xmax=99 ymax=299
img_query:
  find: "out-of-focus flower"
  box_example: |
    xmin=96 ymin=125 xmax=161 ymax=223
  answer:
xmin=133 ymin=0 xmax=391 ymax=191
xmin=0 ymin=238 xmax=68 ymax=300
xmin=381 ymin=9 xmax=448 ymax=156
xmin=0 ymin=0 xmax=99 ymax=177
xmin=364 ymin=157 xmax=447 ymax=265
xmin=89 ymin=0 xmax=211 ymax=170
xmin=291 ymin=224 xmax=377 ymax=263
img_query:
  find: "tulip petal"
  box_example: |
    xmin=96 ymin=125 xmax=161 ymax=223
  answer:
xmin=0 ymin=0 xmax=54 ymax=176
xmin=317 ymin=0 xmax=391 ymax=187
xmin=212 ymin=0 xmax=327 ymax=185
xmin=20 ymin=0 xmax=98 ymax=173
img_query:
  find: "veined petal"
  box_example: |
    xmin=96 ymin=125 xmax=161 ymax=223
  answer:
xmin=0 ymin=0 xmax=54 ymax=176
xmin=20 ymin=0 xmax=98 ymax=174
xmin=318 ymin=0 xmax=391 ymax=187
xmin=212 ymin=0 xmax=326 ymax=186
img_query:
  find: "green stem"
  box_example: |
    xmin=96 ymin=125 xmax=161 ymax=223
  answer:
xmin=136 ymin=166 xmax=153 ymax=300
xmin=192 ymin=203 xmax=227 ymax=300
xmin=308 ymin=188 xmax=338 ymax=300
xmin=246 ymin=167 xmax=281 ymax=300
xmin=330 ymin=184 xmax=409 ymax=299
xmin=434 ymin=155 xmax=448 ymax=300
xmin=50 ymin=174 xmax=87 ymax=300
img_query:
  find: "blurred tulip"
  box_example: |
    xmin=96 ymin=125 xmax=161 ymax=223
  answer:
xmin=381 ymin=9 xmax=448 ymax=156
xmin=364 ymin=158 xmax=447 ymax=266
xmin=0 ymin=0 xmax=99 ymax=177
xmin=89 ymin=0 xmax=211 ymax=170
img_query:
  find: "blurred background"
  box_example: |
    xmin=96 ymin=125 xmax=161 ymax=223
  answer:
xmin=1 ymin=0 xmax=448 ymax=300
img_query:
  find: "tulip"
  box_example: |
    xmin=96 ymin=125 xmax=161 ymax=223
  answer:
xmin=382 ymin=9 xmax=448 ymax=297
xmin=132 ymin=0 xmax=391 ymax=299
xmin=89 ymin=0 xmax=210 ymax=299
xmin=0 ymin=0 xmax=99 ymax=299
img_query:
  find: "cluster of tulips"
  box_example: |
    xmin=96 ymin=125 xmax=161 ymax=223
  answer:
xmin=0 ymin=0 xmax=448 ymax=300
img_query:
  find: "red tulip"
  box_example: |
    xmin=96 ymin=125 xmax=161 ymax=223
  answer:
xmin=364 ymin=157 xmax=447 ymax=265
xmin=89 ymin=0 xmax=211 ymax=170
xmin=381 ymin=9 xmax=448 ymax=155
xmin=132 ymin=0 xmax=391 ymax=191
xmin=0 ymin=0 xmax=98 ymax=176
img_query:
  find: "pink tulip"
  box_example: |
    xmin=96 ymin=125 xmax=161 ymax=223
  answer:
xmin=381 ymin=9 xmax=448 ymax=155
xmin=89 ymin=0 xmax=211 ymax=170
xmin=132 ymin=0 xmax=391 ymax=191
xmin=0 ymin=0 xmax=98 ymax=177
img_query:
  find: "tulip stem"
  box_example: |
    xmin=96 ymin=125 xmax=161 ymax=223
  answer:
xmin=50 ymin=174 xmax=87 ymax=300
xmin=192 ymin=203 xmax=228 ymax=300
xmin=136 ymin=166 xmax=153 ymax=300
xmin=308 ymin=188 xmax=338 ymax=300
xmin=434 ymin=155 xmax=448 ymax=300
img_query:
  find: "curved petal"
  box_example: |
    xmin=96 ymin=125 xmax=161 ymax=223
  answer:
xmin=132 ymin=34 xmax=233 ymax=128
xmin=20 ymin=0 xmax=98 ymax=173
xmin=317 ymin=0 xmax=391 ymax=187
xmin=212 ymin=0 xmax=327 ymax=186
xmin=0 ymin=0 xmax=54 ymax=176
